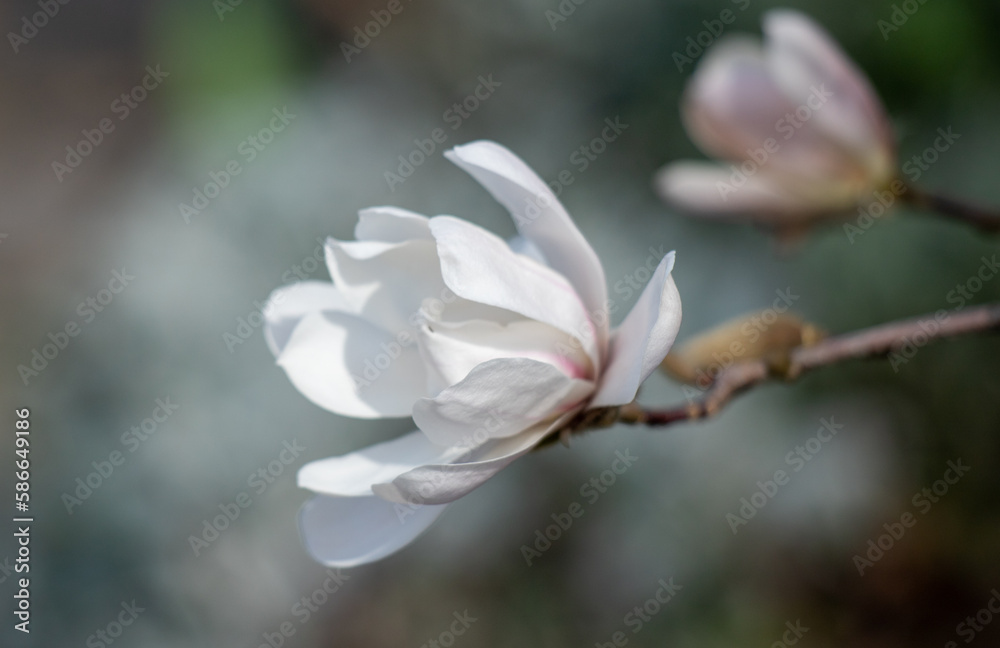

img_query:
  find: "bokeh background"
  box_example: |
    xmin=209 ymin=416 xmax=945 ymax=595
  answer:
xmin=3 ymin=0 xmax=1000 ymax=646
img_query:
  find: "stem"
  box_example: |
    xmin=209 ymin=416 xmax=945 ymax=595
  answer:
xmin=901 ymin=183 xmax=1000 ymax=234
xmin=618 ymin=302 xmax=1000 ymax=430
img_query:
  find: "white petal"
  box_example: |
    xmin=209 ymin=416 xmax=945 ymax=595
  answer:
xmin=416 ymin=316 xmax=594 ymax=393
xmin=276 ymin=311 xmax=426 ymax=418
xmin=325 ymin=236 xmax=446 ymax=334
xmin=763 ymin=10 xmax=894 ymax=178
xmin=592 ymin=252 xmax=682 ymax=407
xmin=412 ymin=358 xmax=593 ymax=447
xmin=654 ymin=162 xmax=855 ymax=223
xmin=445 ymin=141 xmax=609 ymax=351
xmin=263 ymin=281 xmax=352 ymax=357
xmin=373 ymin=411 xmax=578 ymax=506
xmin=299 ymin=495 xmax=446 ymax=568
xmin=298 ymin=431 xmax=465 ymax=497
xmin=429 ymin=215 xmax=599 ymax=365
xmin=507 ymin=235 xmax=547 ymax=265
xmin=355 ymin=206 xmax=433 ymax=243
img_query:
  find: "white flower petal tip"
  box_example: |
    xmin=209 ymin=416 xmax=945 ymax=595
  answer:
xmin=297 ymin=430 xmax=464 ymax=497
xmin=268 ymin=141 xmax=683 ymax=564
xmin=592 ymin=251 xmax=681 ymax=407
xmin=663 ymin=10 xmax=896 ymax=228
xmin=299 ymin=495 xmax=447 ymax=568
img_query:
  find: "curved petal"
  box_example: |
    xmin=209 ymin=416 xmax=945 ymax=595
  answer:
xmin=591 ymin=252 xmax=682 ymax=407
xmin=299 ymin=494 xmax=446 ymax=568
xmin=416 ymin=316 xmax=594 ymax=392
xmin=654 ymin=162 xmax=854 ymax=223
xmin=373 ymin=411 xmax=578 ymax=506
xmin=276 ymin=311 xmax=426 ymax=418
xmin=412 ymin=358 xmax=593 ymax=447
xmin=507 ymin=235 xmax=547 ymax=265
xmin=429 ymin=215 xmax=599 ymax=365
xmin=684 ymin=37 xmax=789 ymax=162
xmin=263 ymin=281 xmax=352 ymax=357
xmin=355 ymin=206 xmax=433 ymax=243
xmin=444 ymin=141 xmax=609 ymax=352
xmin=325 ymin=237 xmax=446 ymax=335
xmin=763 ymin=10 xmax=894 ymax=178
xmin=298 ymin=431 xmax=465 ymax=497
xmin=686 ymin=38 xmax=859 ymax=178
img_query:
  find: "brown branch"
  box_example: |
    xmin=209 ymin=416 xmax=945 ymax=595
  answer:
xmin=617 ymin=302 xmax=1000 ymax=429
xmin=902 ymin=183 xmax=1000 ymax=234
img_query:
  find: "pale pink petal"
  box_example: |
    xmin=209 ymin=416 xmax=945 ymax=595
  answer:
xmin=763 ymin=9 xmax=894 ymax=177
xmin=683 ymin=37 xmax=853 ymax=179
xmin=656 ymin=162 xmax=834 ymax=223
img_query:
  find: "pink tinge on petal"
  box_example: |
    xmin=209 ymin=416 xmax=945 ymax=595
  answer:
xmin=535 ymin=351 xmax=590 ymax=381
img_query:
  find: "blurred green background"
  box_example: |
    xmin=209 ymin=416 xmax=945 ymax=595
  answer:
xmin=2 ymin=0 xmax=1000 ymax=646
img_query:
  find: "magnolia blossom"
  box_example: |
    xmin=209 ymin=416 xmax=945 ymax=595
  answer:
xmin=656 ymin=10 xmax=896 ymax=231
xmin=264 ymin=141 xmax=681 ymax=567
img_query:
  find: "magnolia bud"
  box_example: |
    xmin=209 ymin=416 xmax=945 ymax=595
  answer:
xmin=661 ymin=311 xmax=824 ymax=385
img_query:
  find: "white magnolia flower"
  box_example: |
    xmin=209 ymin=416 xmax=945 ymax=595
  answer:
xmin=265 ymin=140 xmax=681 ymax=567
xmin=656 ymin=10 xmax=896 ymax=233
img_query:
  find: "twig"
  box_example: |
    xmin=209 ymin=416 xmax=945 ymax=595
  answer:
xmin=616 ymin=302 xmax=1000 ymax=429
xmin=902 ymin=183 xmax=1000 ymax=234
